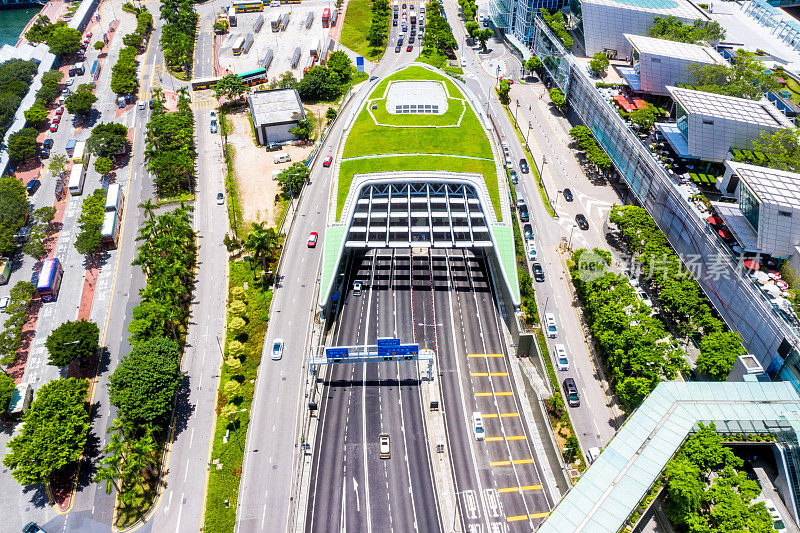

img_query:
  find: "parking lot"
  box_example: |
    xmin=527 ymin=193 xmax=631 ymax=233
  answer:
xmin=218 ymin=0 xmax=336 ymax=79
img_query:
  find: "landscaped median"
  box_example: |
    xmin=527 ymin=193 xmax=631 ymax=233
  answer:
xmin=337 ymin=65 xmax=501 ymax=220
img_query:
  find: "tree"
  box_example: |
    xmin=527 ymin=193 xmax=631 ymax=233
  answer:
xmin=0 ymin=370 xmax=14 ymax=414
xmin=74 ymin=189 xmax=106 ymax=255
xmin=549 ymin=87 xmax=566 ymax=110
xmin=7 ymin=127 xmax=38 ymax=163
xmin=88 ymin=122 xmax=129 ymax=157
xmin=243 ymin=222 xmax=281 ymax=273
xmin=325 ymin=106 xmax=338 ymax=122
xmin=94 ymin=156 xmax=113 ymax=176
xmin=229 ymin=299 xmax=247 ymax=317
xmin=122 ymin=32 xmax=143 ymax=49
xmin=108 ymin=336 xmax=182 ymax=425
xmin=648 ymin=15 xmax=725 ymax=44
xmin=228 ymin=340 xmax=245 ymax=359
xmin=476 ymin=28 xmax=493 ymax=52
xmin=25 ymin=15 xmax=55 ymax=43
xmin=48 ymin=153 xmax=68 ymax=178
xmin=748 ymin=127 xmax=800 ymax=172
xmin=0 ymin=177 xmax=29 ymax=255
xmin=525 ymin=56 xmax=542 ymax=74
xmin=24 ymin=102 xmax=48 ymax=125
xmin=496 ymin=78 xmax=510 ymax=105
xmin=687 ymin=49 xmax=780 ymax=100
xmin=46 ymin=25 xmax=82 ymax=56
xmin=214 ymin=74 xmax=248 ymax=101
xmin=3 ymin=378 xmax=90 ymax=485
xmin=629 ymin=105 xmax=656 ymax=132
xmin=65 ymin=86 xmax=97 ymax=116
xmin=36 ymin=69 xmax=64 ymax=103
xmin=94 ymin=40 xmax=105 ymax=51
xmin=290 ymin=118 xmax=313 ymax=141
xmin=45 ymin=319 xmax=100 ymax=367
xmin=664 ymin=456 xmax=704 ymax=526
xmin=540 ymin=9 xmax=573 ymax=48
xmin=465 ymin=21 xmax=479 ymax=38
xmin=696 ymin=331 xmax=745 ymax=380
xmin=229 ymin=316 xmax=246 ymax=336
xmin=213 ymin=19 xmax=229 ymax=33
xmin=277 ymin=162 xmax=310 ymax=198
xmin=297 ymin=66 xmax=341 ymax=102
xmin=269 ymin=71 xmax=298 ymax=89
xmin=326 ymin=51 xmax=352 ymax=84
xmin=588 ymin=52 xmax=609 ymax=76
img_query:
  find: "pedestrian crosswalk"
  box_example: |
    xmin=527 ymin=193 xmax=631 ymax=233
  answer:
xmin=192 ymin=95 xmax=216 ymax=110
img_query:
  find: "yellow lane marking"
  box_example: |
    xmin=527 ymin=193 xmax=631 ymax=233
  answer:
xmin=468 ymin=353 xmax=503 ymax=357
xmin=498 ymin=485 xmax=543 ymax=493
xmin=507 ymin=435 xmax=526 ymax=440
xmin=475 ymin=391 xmax=513 ymax=397
xmin=485 ymin=435 xmax=527 ymax=441
xmin=470 ymin=372 xmax=508 ymax=377
xmin=507 ymin=512 xmax=550 ymax=522
xmin=491 ymin=458 xmax=535 ymax=466
xmin=530 ymin=512 xmax=550 ymax=519
xmin=499 ymin=412 xmax=519 ymax=418
xmin=485 ymin=436 xmax=504 ymax=441
xmin=491 ymin=460 xmax=511 ymax=466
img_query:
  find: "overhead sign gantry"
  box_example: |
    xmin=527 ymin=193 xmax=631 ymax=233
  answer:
xmin=309 ymin=337 xmax=434 ymax=380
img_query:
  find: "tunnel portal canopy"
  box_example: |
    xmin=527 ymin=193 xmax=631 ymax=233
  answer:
xmin=319 ymin=64 xmax=519 ymax=307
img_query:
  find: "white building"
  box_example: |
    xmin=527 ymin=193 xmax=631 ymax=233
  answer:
xmin=579 ymin=0 xmax=709 ymax=58
xmin=620 ymin=34 xmax=727 ymax=95
xmin=247 ymin=88 xmax=306 ymax=146
xmin=716 ymin=160 xmax=800 ymax=259
xmin=661 ymin=86 xmax=794 ymax=162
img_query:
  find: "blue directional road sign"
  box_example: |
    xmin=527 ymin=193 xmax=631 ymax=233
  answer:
xmin=325 ymin=347 xmax=350 ymax=359
xmin=377 ymin=337 xmax=400 ymax=347
xmin=356 ymin=56 xmax=365 ymax=72
xmin=378 ymin=343 xmax=419 ymax=358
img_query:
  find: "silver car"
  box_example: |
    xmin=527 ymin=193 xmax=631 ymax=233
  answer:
xmin=271 ymin=338 xmax=284 ymax=360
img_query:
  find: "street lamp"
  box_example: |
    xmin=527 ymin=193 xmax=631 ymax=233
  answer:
xmin=567 ymin=225 xmax=577 ymax=250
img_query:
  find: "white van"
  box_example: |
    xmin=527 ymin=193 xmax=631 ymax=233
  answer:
xmin=471 ymin=412 xmax=485 ymax=440
xmin=587 ymin=446 xmax=601 ymax=464
xmin=273 ymin=153 xmax=291 ymax=164
xmin=545 ymin=313 xmax=558 ymax=338
xmin=554 ymin=343 xmax=569 ymax=371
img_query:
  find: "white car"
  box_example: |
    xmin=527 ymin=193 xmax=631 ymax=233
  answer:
xmin=460 ymin=57 xmax=467 ymax=67
xmin=555 ymin=343 xmax=569 ymax=371
xmin=271 ymin=338 xmax=284 ymax=360
xmin=587 ymin=446 xmax=601 ymax=463
xmin=471 ymin=412 xmax=485 ymax=440
xmin=353 ymin=280 xmax=362 ymax=296
xmin=0 ymin=296 xmax=9 ymax=310
xmin=138 ymin=100 xmax=146 ymax=110
xmin=528 ymin=247 xmax=537 ymax=262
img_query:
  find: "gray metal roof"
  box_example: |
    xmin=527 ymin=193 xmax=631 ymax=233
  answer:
xmin=624 ymin=34 xmax=726 ymax=64
xmin=539 ymin=381 xmax=800 ymax=533
xmin=667 ymin=86 xmax=794 ymax=128
xmin=726 ymin=160 xmax=800 ymax=208
xmin=248 ymin=88 xmax=305 ymax=126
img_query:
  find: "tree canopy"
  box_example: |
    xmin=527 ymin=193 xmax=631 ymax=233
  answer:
xmin=648 ymin=15 xmax=725 ymax=45
xmin=297 ymin=65 xmax=342 ymax=102
xmin=3 ymin=378 xmax=90 ymax=485
xmin=46 ymin=25 xmax=82 ymax=56
xmin=745 ymin=127 xmax=800 ymax=172
xmin=144 ymin=88 xmax=196 ymax=196
xmin=0 ymin=370 xmax=14 ymax=414
xmin=45 ymin=319 xmax=100 ymax=367
xmin=65 ymin=85 xmax=97 ymax=116
xmin=108 ymin=336 xmax=182 ymax=425
xmin=326 ymin=51 xmax=352 ymax=84
xmin=88 ymin=122 xmax=129 ymax=158
xmin=7 ymin=127 xmax=38 ymax=164
xmin=0 ymin=177 xmax=30 ymax=255
xmin=0 ymin=59 xmax=38 ymax=141
xmin=23 ymin=102 xmax=48 ymax=125
xmin=422 ymin=0 xmax=457 ymax=56
xmin=74 ymin=189 xmax=106 ymax=255
xmin=214 ymin=74 xmax=248 ymax=101
xmin=277 ymin=162 xmax=310 ymax=198
xmin=589 ymin=52 xmax=610 ymax=76
xmin=687 ymin=49 xmax=779 ymax=100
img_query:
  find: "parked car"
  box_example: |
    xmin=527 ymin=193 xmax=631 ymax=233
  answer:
xmin=576 ymin=213 xmax=589 ymax=230
xmin=528 ymin=248 xmax=537 ymax=262
xmin=563 ymin=188 xmax=573 ymax=202
xmin=395 ymin=45 xmax=402 ymax=53
xmin=55 ymin=107 xmax=64 ymax=116
xmin=523 ymin=224 xmax=533 ymax=240
xmin=532 ymin=262 xmax=544 ymax=282
xmin=49 ymin=122 xmax=58 ymax=132
xmin=509 ymin=169 xmax=518 ymax=184
xmin=519 ymin=158 xmax=529 ymax=173
xmin=22 ymin=523 xmax=47 ymax=533
xmin=40 ymin=147 xmax=50 ymax=159
xmin=516 ymin=198 xmax=525 ymax=209
xmin=0 ymin=296 xmax=9 ymax=310
xmin=322 ymin=156 xmax=333 ymax=167
xmin=519 ymin=205 xmax=529 ymax=222
xmin=271 ymin=338 xmax=284 ymax=360
xmin=26 ymin=179 xmax=40 ymax=195
xmin=307 ymin=231 xmax=318 ymax=248
xmin=460 ymin=57 xmax=467 ymax=67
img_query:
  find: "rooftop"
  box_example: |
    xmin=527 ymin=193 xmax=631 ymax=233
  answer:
xmin=580 ymin=0 xmax=708 ymax=20
xmin=624 ymin=33 xmax=727 ymax=64
xmin=726 ymin=159 xmax=800 ymax=207
xmin=247 ymin=88 xmax=305 ymax=125
xmin=539 ymin=381 xmax=800 ymax=533
xmin=666 ymin=86 xmax=795 ymax=128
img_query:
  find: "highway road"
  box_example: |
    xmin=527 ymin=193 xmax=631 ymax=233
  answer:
xmin=305 ymin=251 xmax=440 ymax=532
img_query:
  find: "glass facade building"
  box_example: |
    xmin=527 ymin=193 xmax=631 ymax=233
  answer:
xmin=532 ymin=16 xmax=800 ymax=389
xmin=740 ymin=183 xmax=762 ymax=232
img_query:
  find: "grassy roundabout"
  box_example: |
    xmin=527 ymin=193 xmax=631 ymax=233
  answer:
xmin=338 ymin=65 xmax=500 ymax=220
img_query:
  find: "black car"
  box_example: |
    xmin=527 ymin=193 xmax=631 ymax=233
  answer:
xmin=519 ymin=205 xmax=529 ymax=222
xmin=370 ymin=76 xmax=379 ymax=81
xmin=43 ymin=138 xmax=54 ymax=149
xmin=409 ymin=36 xmax=415 ymax=43
xmin=40 ymin=147 xmax=50 ymax=159
xmin=26 ymin=179 xmax=40 ymax=195
xmin=523 ymin=224 xmax=533 ymax=240
xmin=23 ymin=523 xmax=46 ymax=533
xmin=563 ymin=378 xmax=580 ymax=407
xmin=519 ymin=158 xmax=529 ymax=173
xmin=411 ymin=29 xmax=416 ymax=36
xmin=395 ymin=45 xmax=402 ymax=53
xmin=532 ymin=262 xmax=545 ymax=282
xmin=576 ymin=213 xmax=589 ymax=230
xmin=393 ymin=18 xmax=397 ymax=26
xmin=563 ymin=188 xmax=573 ymax=202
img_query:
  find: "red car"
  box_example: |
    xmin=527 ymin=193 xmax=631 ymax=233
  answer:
xmin=86 ymin=32 xmax=93 ymax=38
xmin=322 ymin=156 xmax=333 ymax=167
xmin=55 ymin=106 xmax=64 ymax=116
xmin=407 ymin=44 xmax=413 ymax=52
xmin=307 ymin=232 xmax=318 ymax=248
xmin=52 ymin=116 xmax=61 ymax=125
xmin=49 ymin=122 xmax=58 ymax=132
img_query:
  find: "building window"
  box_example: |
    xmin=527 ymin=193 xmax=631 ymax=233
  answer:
xmin=739 ymin=184 xmax=761 ymax=231
xmin=779 ymin=210 xmax=792 ymax=217
xmin=650 ymin=57 xmax=661 ymax=63
xmin=676 ymin=103 xmax=688 ymax=140
xmin=702 ymin=119 xmax=714 ymax=125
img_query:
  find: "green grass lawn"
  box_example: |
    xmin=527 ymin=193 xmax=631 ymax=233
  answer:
xmin=370 ymin=65 xmax=461 ymax=99
xmin=781 ymin=76 xmax=800 ymax=105
xmin=416 ymin=50 xmax=464 ymax=76
xmin=339 ymin=0 xmax=386 ymax=61
xmin=203 ymin=259 xmax=272 ymax=533
xmin=337 ymin=155 xmax=500 ymax=220
xmin=369 ymin=95 xmax=465 ymax=126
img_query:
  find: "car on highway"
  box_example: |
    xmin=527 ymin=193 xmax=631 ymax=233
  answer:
xmin=49 ymin=121 xmax=58 ymax=132
xmin=532 ymin=262 xmax=545 ymax=282
xmin=460 ymin=57 xmax=467 ymax=67
xmin=55 ymin=107 xmax=64 ymax=116
xmin=271 ymin=338 xmax=284 ymax=360
xmin=519 ymin=158 xmax=529 ymax=173
xmin=587 ymin=446 xmax=601 ymax=464
xmin=22 ymin=524 xmax=46 ymax=533
xmin=471 ymin=412 xmax=485 ymax=440
xmin=575 ymin=213 xmax=589 ymax=230
xmin=523 ymin=224 xmax=533 ymax=240
xmin=519 ymin=204 xmax=529 ymax=222
xmin=216 ymin=192 xmax=224 ymax=205
xmin=509 ymin=169 xmax=517 ymax=184
xmin=544 ymin=312 xmax=558 ymax=338
xmin=516 ymin=197 xmax=525 ymax=209
xmin=563 ymin=188 xmax=573 ymax=202
xmin=307 ymin=231 xmax=318 ymax=247
xmin=563 ymin=377 xmax=580 ymax=407
xmin=554 ymin=343 xmax=569 ymax=371
xmin=0 ymin=296 xmax=9 ymax=310
xmin=138 ymin=100 xmax=146 ymax=110
xmin=406 ymin=44 xmax=413 ymax=51
xmin=322 ymin=155 xmax=333 ymax=167
xmin=353 ymin=280 xmax=363 ymax=296
xmin=395 ymin=45 xmax=402 ymax=53
xmin=409 ymin=36 xmax=415 ymax=44
xmin=379 ymin=433 xmax=391 ymax=458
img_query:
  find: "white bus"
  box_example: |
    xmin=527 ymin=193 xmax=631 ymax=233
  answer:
xmin=72 ymin=140 xmax=88 ymax=164
xmin=68 ymin=163 xmax=86 ymax=196
xmin=105 ymin=183 xmax=124 ymax=214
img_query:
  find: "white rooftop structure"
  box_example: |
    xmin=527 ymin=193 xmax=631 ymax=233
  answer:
xmin=539 ymin=381 xmax=800 ymax=533
xmin=248 ymin=88 xmax=305 ymax=125
xmin=580 ymin=0 xmax=706 ymax=20
xmin=385 ymin=80 xmax=448 ymax=114
xmin=732 ymin=0 xmax=800 ymax=75
xmin=730 ymin=160 xmax=800 ymax=208
xmin=626 ymin=33 xmax=725 ymax=63
xmin=667 ymin=86 xmax=794 ymax=128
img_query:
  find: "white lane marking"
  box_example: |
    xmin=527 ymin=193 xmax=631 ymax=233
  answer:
xmin=353 ymin=477 xmax=361 ymax=512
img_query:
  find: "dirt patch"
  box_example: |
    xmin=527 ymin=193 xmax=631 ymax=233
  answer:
xmin=226 ymin=112 xmax=315 ymax=227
